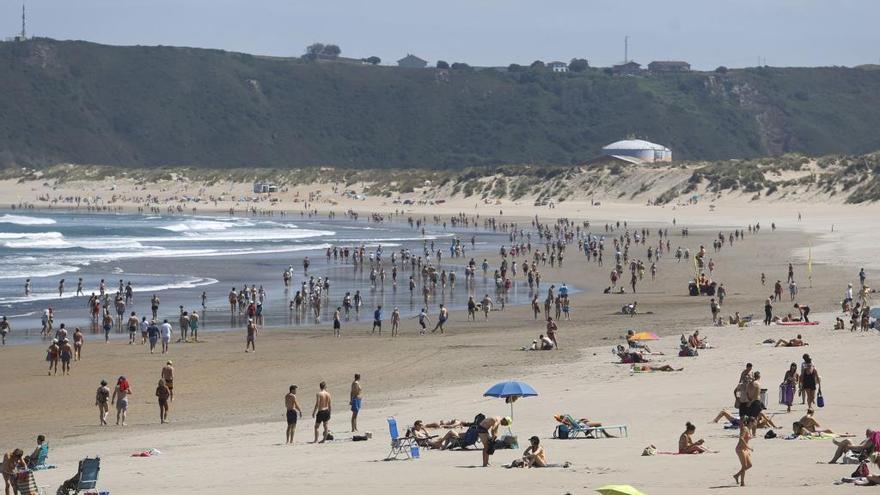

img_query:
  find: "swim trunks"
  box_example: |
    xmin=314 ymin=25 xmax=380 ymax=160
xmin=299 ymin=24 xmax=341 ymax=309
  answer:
xmin=117 ymin=397 xmax=128 ymax=411
xmin=287 ymin=410 xmax=298 ymax=425
xmin=315 ymin=409 xmax=331 ymax=424
xmin=350 ymin=398 xmax=362 ymax=413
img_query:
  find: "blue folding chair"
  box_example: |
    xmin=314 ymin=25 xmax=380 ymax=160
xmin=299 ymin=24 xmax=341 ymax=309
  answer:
xmin=386 ymin=417 xmax=417 ymax=460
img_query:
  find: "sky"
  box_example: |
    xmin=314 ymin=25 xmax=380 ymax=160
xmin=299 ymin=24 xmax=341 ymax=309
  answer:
xmin=4 ymin=0 xmax=878 ymax=69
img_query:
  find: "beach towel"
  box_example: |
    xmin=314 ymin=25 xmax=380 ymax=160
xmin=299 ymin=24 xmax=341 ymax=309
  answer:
xmin=776 ymin=321 xmax=819 ymax=326
xmin=131 ymin=448 xmax=162 ymax=457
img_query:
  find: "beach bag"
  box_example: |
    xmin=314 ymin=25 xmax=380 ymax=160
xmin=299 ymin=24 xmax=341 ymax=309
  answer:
xmin=641 ymin=445 xmax=657 ymax=456
xmin=852 ymin=461 xmax=870 ymax=478
xmin=817 ymin=391 xmax=825 ymax=408
xmin=555 ymin=425 xmax=570 ymax=439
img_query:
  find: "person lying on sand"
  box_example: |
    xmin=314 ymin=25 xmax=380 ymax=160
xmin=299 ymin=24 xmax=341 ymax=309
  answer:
xmin=774 ymin=334 xmax=808 ymax=347
xmin=633 ymin=364 xmax=683 ymax=372
xmin=712 ymin=409 xmax=778 ymax=429
xmin=554 ymin=415 xmax=616 ymax=438
xmin=852 ymin=452 xmax=880 ymax=486
xmin=423 ymin=419 xmax=463 ymax=429
xmin=407 ymin=420 xmax=461 ymax=450
xmin=508 ymin=436 xmax=546 ymax=468
xmin=679 ymin=422 xmax=711 ymax=454
xmin=792 ymin=410 xmax=853 ymax=437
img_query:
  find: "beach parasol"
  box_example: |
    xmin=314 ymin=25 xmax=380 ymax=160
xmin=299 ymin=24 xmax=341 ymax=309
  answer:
xmin=483 ymin=381 xmax=538 ymax=419
xmin=596 ymin=485 xmax=646 ymax=495
xmin=629 ymin=331 xmax=660 ymax=341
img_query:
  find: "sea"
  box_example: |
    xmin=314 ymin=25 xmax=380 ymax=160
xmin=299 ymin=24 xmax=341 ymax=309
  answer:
xmin=0 ymin=212 xmax=563 ymax=342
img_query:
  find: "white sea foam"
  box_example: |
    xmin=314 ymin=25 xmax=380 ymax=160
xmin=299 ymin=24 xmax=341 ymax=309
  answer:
xmin=160 ymin=219 xmax=252 ymax=232
xmin=0 ymin=276 xmax=218 ymax=305
xmin=0 ymin=214 xmax=57 ymax=226
xmin=0 ymin=232 xmax=145 ymax=250
xmin=0 ymin=263 xmax=80 ymax=280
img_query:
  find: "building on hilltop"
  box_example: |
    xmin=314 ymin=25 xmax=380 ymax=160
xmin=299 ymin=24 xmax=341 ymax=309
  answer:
xmin=547 ymin=61 xmax=568 ymax=73
xmin=599 ymin=139 xmax=672 ymax=163
xmin=648 ymin=61 xmax=691 ymax=73
xmin=611 ymin=61 xmax=642 ymax=75
xmin=253 ymin=182 xmax=278 ymax=193
xmin=397 ymin=54 xmax=428 ymax=68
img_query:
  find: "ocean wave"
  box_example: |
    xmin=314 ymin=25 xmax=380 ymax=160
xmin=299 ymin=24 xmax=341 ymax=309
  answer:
xmin=160 ymin=219 xmax=253 ymax=232
xmin=0 ymin=232 xmax=145 ymax=250
xmin=0 ymin=276 xmax=218 ymax=305
xmin=0 ymin=214 xmax=57 ymax=226
xmin=0 ymin=263 xmax=80 ymax=280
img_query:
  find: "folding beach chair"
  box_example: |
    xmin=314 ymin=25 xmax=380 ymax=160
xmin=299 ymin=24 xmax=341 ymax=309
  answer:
xmin=58 ymin=457 xmax=101 ymax=494
xmin=15 ymin=470 xmax=47 ymax=495
xmin=562 ymin=415 xmax=628 ymax=439
xmin=446 ymin=424 xmax=481 ymax=450
xmin=386 ymin=417 xmax=417 ymax=460
xmin=30 ymin=444 xmax=55 ymax=470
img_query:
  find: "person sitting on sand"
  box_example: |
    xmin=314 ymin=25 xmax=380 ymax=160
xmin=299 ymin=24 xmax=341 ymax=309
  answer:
xmin=508 ymin=436 xmax=547 ymax=468
xmin=626 ymin=330 xmax=653 ymax=353
xmin=792 ymin=409 xmax=853 ymax=438
xmin=830 ymin=429 xmax=880 ymax=464
xmin=688 ymin=330 xmax=709 ymax=349
xmin=834 ymin=317 xmax=846 ymax=330
xmin=774 ymin=334 xmax=808 ymax=347
xmin=679 ymin=422 xmax=710 ymax=454
xmin=615 ymin=345 xmax=648 ymax=364
xmin=712 ymin=409 xmax=778 ymax=429
xmin=539 ymin=334 xmax=554 ymax=350
xmin=622 ymin=301 xmax=637 ymax=316
xmin=633 ymin=363 xmax=682 ymax=372
xmin=729 ymin=312 xmax=742 ymax=326
xmin=852 ymin=452 xmax=880 ymax=486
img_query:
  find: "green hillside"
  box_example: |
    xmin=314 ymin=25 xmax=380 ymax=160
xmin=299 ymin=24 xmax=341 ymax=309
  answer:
xmin=2 ymin=38 xmax=880 ymax=169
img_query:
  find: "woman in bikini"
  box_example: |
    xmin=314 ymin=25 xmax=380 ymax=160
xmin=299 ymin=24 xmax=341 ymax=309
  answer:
xmin=678 ymin=422 xmax=709 ymax=454
xmin=46 ymin=340 xmax=59 ymax=376
xmin=734 ymin=417 xmax=754 ymax=486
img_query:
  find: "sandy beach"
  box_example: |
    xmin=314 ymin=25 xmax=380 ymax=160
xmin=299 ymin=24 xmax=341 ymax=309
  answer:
xmin=0 ymin=175 xmax=878 ymax=494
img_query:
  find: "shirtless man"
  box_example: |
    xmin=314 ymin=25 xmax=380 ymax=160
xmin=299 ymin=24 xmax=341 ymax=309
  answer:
xmin=285 ymin=385 xmax=303 ymax=444
xmin=127 ymin=312 xmax=139 ymax=345
xmin=350 ymin=374 xmax=362 ymax=432
xmin=312 ymin=381 xmax=332 ymax=443
xmin=774 ymin=334 xmax=807 ymax=347
xmin=477 ymin=415 xmax=512 ymax=467
xmin=59 ymin=339 xmax=73 ymax=375
xmin=245 ymin=318 xmax=257 ymax=352
xmin=161 ymin=361 xmax=174 ymax=402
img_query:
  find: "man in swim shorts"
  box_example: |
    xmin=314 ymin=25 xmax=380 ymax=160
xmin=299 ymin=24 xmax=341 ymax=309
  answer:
xmin=285 ymin=385 xmax=302 ymax=444
xmin=161 ymin=361 xmax=174 ymax=402
xmin=312 ymin=381 xmax=332 ymax=443
xmin=350 ymin=374 xmax=362 ymax=433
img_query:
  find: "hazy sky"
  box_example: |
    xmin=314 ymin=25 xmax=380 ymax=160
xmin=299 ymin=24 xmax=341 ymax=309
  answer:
xmin=5 ymin=0 xmax=878 ymax=69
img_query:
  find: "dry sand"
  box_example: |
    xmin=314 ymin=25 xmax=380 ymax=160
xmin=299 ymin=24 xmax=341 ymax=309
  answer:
xmin=1 ymin=176 xmax=879 ymax=494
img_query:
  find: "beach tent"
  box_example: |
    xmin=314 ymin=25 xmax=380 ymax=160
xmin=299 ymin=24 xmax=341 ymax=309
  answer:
xmin=483 ymin=381 xmax=537 ymax=420
xmin=596 ymin=485 xmax=646 ymax=495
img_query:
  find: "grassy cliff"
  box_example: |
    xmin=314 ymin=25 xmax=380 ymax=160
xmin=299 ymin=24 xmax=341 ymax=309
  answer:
xmin=3 ymin=39 xmax=880 ymax=169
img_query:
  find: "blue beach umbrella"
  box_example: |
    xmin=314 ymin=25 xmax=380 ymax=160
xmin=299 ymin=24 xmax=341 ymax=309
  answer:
xmin=483 ymin=381 xmax=538 ymax=419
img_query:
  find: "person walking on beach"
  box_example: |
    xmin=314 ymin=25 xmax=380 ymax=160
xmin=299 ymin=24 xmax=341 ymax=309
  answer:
xmin=418 ymin=307 xmax=430 ymax=335
xmin=0 ymin=317 xmax=9 ymax=346
xmin=800 ymin=357 xmax=821 ymax=409
xmin=111 ymin=376 xmax=133 ymax=426
xmin=127 ymin=312 xmax=139 ymax=345
xmin=333 ymin=307 xmax=342 ymax=337
xmin=390 ymin=307 xmax=400 ymax=337
xmin=312 ymin=381 xmax=332 ymax=443
xmin=76 ymin=278 xmax=84 ymax=297
xmin=285 ymin=385 xmax=302 ymax=444
xmin=160 ymin=319 xmax=172 ymax=354
xmin=150 ymin=294 xmax=160 ymax=320
xmin=787 ymin=263 xmax=795 ymax=283
xmin=371 ymin=305 xmax=382 ymax=335
xmin=46 ymin=339 xmax=59 ymax=376
xmin=59 ymin=339 xmax=73 ymax=375
xmin=156 ymin=379 xmax=171 ymax=424
xmin=245 ymin=318 xmax=257 ymax=352
xmin=102 ymin=311 xmax=113 ymax=343
xmin=546 ymin=317 xmax=559 ymax=349
xmin=764 ymin=297 xmax=773 ymax=325
xmin=189 ymin=311 xmax=199 ymax=341
xmin=733 ymin=417 xmax=754 ymax=486
xmin=350 ymin=374 xmax=362 ymax=433
xmin=95 ymin=379 xmax=110 ymax=426
xmin=162 ymin=361 xmax=175 ymax=402
xmin=432 ymin=304 xmax=448 ymax=334
xmin=73 ymin=327 xmax=83 ymax=360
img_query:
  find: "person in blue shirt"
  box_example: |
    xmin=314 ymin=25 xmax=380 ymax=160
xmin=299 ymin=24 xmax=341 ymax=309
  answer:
xmin=371 ymin=305 xmax=383 ymax=335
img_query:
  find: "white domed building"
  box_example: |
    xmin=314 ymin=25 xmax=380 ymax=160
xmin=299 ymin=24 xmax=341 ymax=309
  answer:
xmin=600 ymin=139 xmax=672 ymax=163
